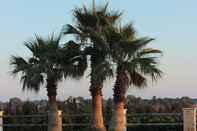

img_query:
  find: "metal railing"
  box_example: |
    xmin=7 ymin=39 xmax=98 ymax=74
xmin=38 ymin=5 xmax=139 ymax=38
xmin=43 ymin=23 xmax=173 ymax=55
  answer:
xmin=126 ymin=113 xmax=183 ymax=131
xmin=0 ymin=112 xmax=184 ymax=131
xmin=0 ymin=114 xmax=47 ymax=131
xmin=61 ymin=113 xmax=183 ymax=131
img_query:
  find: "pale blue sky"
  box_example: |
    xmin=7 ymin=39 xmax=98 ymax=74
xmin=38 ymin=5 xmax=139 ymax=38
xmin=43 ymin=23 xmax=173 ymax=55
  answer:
xmin=0 ymin=0 xmax=197 ymax=101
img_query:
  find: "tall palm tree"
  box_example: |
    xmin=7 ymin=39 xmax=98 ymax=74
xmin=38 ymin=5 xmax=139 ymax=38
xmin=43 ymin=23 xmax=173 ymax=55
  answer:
xmin=63 ymin=2 xmax=121 ymax=131
xmin=105 ymin=24 xmax=163 ymax=131
xmin=10 ymin=35 xmax=86 ymax=131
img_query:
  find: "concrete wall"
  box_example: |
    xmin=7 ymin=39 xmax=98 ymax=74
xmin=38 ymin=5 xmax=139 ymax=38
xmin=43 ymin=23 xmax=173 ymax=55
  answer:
xmin=183 ymin=108 xmax=196 ymax=131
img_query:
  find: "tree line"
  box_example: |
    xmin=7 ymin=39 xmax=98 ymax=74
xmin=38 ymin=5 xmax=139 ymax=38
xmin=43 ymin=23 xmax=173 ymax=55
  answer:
xmin=3 ymin=96 xmax=193 ymax=115
xmin=2 ymin=96 xmax=192 ymax=131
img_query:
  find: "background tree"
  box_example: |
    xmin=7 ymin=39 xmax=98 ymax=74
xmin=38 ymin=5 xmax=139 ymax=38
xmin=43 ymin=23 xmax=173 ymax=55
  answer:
xmin=22 ymin=101 xmax=37 ymax=115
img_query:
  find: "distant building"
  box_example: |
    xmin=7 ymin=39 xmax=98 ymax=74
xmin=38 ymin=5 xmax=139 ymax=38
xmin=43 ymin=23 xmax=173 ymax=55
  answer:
xmin=8 ymin=98 xmax=23 ymax=114
xmin=0 ymin=102 xmax=3 ymax=110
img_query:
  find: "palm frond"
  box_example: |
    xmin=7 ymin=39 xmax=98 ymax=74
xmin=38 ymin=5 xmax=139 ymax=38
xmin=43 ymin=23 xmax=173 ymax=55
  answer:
xmin=10 ymin=56 xmax=29 ymax=75
xmin=129 ymin=71 xmax=147 ymax=87
xmin=20 ymin=72 xmax=44 ymax=93
xmin=64 ymin=24 xmax=82 ymax=35
xmin=119 ymin=37 xmax=155 ymax=55
xmin=90 ymin=60 xmax=114 ymax=83
xmin=120 ymin=23 xmax=135 ymax=40
xmin=137 ymin=48 xmax=162 ymax=57
xmin=61 ymin=41 xmax=88 ymax=79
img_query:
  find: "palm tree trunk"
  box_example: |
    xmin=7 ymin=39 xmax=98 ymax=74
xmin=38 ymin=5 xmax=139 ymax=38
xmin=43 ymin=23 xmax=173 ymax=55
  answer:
xmin=109 ymin=71 xmax=129 ymax=131
xmin=89 ymin=54 xmax=107 ymax=131
xmin=90 ymin=86 xmax=107 ymax=131
xmin=47 ymin=80 xmax=60 ymax=131
xmin=110 ymin=100 xmax=127 ymax=131
xmin=48 ymin=96 xmax=59 ymax=131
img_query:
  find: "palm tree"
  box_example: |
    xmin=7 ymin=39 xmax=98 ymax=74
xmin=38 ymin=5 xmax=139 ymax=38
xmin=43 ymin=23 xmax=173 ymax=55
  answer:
xmin=63 ymin=2 xmax=121 ymax=131
xmin=105 ymin=24 xmax=163 ymax=131
xmin=10 ymin=35 xmax=86 ymax=131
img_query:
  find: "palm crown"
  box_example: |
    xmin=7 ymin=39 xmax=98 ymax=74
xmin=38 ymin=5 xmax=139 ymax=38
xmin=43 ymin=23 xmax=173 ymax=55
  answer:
xmin=104 ymin=24 xmax=162 ymax=102
xmin=63 ymin=3 xmax=122 ymax=94
xmin=10 ymin=35 xmax=62 ymax=92
xmin=10 ymin=35 xmax=86 ymax=93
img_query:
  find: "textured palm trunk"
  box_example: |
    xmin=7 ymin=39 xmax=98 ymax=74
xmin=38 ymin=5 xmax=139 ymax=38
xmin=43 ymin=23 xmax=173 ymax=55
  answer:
xmin=109 ymin=100 xmax=126 ymax=131
xmin=91 ymin=87 xmax=107 ymax=131
xmin=48 ymin=96 xmax=59 ymax=131
xmin=90 ymin=47 xmax=107 ymax=131
xmin=109 ymin=71 xmax=129 ymax=131
xmin=47 ymin=80 xmax=60 ymax=131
